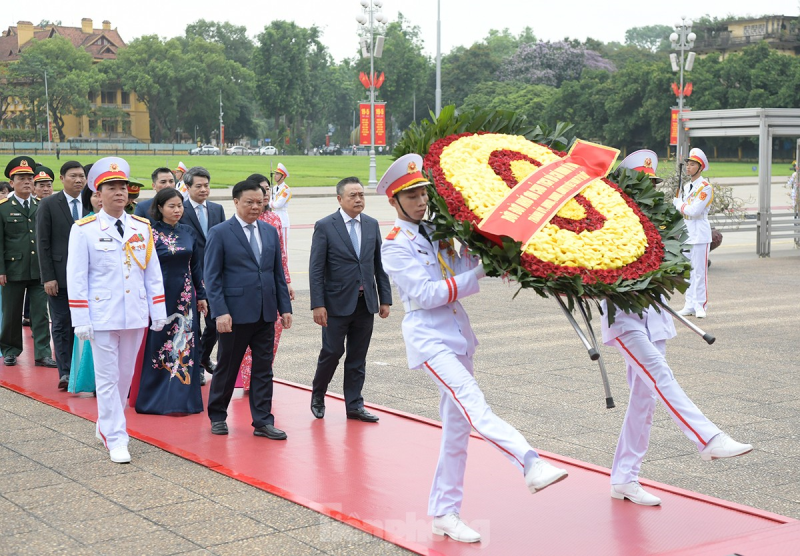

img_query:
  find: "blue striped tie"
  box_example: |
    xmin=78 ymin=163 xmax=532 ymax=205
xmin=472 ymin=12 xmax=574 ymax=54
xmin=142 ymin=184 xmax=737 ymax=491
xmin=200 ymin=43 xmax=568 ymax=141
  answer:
xmin=349 ymin=219 xmax=360 ymax=258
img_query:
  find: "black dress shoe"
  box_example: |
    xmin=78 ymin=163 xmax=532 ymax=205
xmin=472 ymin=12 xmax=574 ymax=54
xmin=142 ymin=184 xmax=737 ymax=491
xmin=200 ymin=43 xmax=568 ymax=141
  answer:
xmin=210 ymin=421 xmax=228 ymax=435
xmin=311 ymin=396 xmax=325 ymax=419
xmin=35 ymin=357 xmax=58 ymax=368
xmin=4 ymin=355 xmax=17 ymax=366
xmin=57 ymin=375 xmax=69 ymax=391
xmin=201 ymin=360 xmax=216 ymax=374
xmin=253 ymin=424 xmax=287 ymax=440
xmin=346 ymin=408 xmax=380 ymax=423
xmin=21 ymin=318 xmax=31 ymax=327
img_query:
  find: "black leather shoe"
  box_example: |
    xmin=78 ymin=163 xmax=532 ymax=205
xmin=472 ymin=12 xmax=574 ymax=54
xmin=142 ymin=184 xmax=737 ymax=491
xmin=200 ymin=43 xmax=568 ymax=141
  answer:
xmin=210 ymin=421 xmax=228 ymax=435
xmin=253 ymin=424 xmax=287 ymax=440
xmin=58 ymin=375 xmax=69 ymax=391
xmin=4 ymin=355 xmax=17 ymax=366
xmin=21 ymin=318 xmax=31 ymax=327
xmin=201 ymin=360 xmax=216 ymax=374
xmin=346 ymin=408 xmax=380 ymax=423
xmin=311 ymin=396 xmax=325 ymax=419
xmin=35 ymin=357 xmax=58 ymax=368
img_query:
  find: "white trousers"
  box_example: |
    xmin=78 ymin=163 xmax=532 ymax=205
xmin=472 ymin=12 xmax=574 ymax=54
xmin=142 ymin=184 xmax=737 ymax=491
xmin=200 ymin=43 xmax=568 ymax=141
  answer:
xmin=423 ymin=351 xmax=537 ymax=517
xmin=685 ymin=243 xmax=710 ymax=312
xmin=91 ymin=328 xmax=146 ymax=451
xmin=610 ymin=332 xmax=721 ymax=485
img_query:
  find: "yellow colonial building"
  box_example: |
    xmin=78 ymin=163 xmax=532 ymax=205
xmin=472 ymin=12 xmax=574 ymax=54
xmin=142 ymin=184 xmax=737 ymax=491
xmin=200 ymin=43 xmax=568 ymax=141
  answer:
xmin=694 ymin=15 xmax=800 ymax=59
xmin=0 ymin=18 xmax=150 ymax=142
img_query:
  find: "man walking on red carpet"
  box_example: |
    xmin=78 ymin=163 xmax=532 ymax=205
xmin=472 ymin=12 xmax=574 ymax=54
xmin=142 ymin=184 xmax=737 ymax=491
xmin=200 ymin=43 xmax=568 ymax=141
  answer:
xmin=379 ymin=154 xmax=568 ymax=544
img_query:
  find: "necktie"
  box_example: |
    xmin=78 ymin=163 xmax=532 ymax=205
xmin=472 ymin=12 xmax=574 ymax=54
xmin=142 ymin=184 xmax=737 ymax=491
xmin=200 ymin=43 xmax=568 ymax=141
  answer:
xmin=246 ymin=224 xmax=260 ymax=260
xmin=418 ymin=224 xmax=433 ymax=246
xmin=349 ymin=219 xmax=360 ymax=258
xmin=71 ymin=199 xmax=80 ymax=221
xmin=115 ymin=219 xmax=124 ymax=238
xmin=23 ymin=199 xmax=29 ymax=211
xmin=197 ymin=204 xmax=208 ymax=235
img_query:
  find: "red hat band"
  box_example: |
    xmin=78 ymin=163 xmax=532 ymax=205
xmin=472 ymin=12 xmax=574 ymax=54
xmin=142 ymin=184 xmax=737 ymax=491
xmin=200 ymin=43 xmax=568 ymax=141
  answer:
xmin=632 ymin=166 xmax=656 ymax=176
xmin=95 ymin=170 xmax=128 ymax=187
xmin=688 ymin=155 xmax=705 ymax=169
xmin=9 ymin=166 xmax=34 ymax=177
xmin=387 ymin=170 xmax=427 ymax=197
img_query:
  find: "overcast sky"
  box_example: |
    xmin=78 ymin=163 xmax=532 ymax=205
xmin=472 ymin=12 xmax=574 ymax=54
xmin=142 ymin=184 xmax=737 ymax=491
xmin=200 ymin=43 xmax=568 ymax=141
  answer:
xmin=6 ymin=1 xmax=799 ymax=61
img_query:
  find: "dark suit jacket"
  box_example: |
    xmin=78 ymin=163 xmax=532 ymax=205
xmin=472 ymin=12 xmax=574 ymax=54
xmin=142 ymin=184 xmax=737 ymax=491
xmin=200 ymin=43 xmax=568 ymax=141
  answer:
xmin=134 ymin=198 xmax=154 ymax=222
xmin=309 ymin=210 xmax=392 ymax=317
xmin=36 ymin=191 xmax=87 ymax=288
xmin=204 ymin=217 xmax=292 ymax=324
xmin=178 ymin=199 xmax=225 ymax=262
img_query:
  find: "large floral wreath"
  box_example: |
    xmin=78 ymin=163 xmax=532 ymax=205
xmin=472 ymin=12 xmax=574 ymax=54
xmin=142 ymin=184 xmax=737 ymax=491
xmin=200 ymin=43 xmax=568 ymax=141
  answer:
xmin=393 ymin=107 xmax=690 ymax=316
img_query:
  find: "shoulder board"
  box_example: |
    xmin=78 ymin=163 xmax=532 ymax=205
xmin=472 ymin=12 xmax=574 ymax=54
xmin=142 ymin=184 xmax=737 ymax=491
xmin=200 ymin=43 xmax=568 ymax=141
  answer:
xmin=0 ymin=198 xmax=7 ymax=205
xmin=76 ymin=215 xmax=97 ymax=226
xmin=385 ymin=226 xmax=401 ymax=240
xmin=131 ymin=214 xmax=151 ymax=226
xmin=702 ymin=181 xmax=710 ymax=187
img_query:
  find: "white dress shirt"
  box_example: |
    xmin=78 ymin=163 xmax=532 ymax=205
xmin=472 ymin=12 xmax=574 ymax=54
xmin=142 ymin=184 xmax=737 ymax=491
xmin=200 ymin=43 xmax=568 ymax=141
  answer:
xmin=234 ymin=213 xmax=262 ymax=253
xmin=339 ymin=208 xmax=362 ymax=245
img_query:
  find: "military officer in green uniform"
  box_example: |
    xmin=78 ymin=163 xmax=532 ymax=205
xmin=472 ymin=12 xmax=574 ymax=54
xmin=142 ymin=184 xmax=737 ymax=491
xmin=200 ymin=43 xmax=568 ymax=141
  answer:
xmin=0 ymin=157 xmax=56 ymax=368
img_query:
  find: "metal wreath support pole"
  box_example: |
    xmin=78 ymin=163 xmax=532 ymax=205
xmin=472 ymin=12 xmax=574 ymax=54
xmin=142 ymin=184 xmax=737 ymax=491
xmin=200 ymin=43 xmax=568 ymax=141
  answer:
xmin=576 ymin=300 xmax=615 ymax=409
xmin=551 ymin=293 xmax=599 ymax=361
xmin=651 ymin=297 xmax=716 ymax=345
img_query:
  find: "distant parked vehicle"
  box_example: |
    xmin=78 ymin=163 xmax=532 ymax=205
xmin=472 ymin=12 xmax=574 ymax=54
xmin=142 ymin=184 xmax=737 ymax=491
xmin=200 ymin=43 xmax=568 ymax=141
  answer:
xmin=321 ymin=145 xmax=342 ymax=156
xmin=259 ymin=145 xmax=277 ymax=155
xmin=226 ymin=145 xmax=253 ymax=156
xmin=189 ymin=145 xmax=220 ymax=155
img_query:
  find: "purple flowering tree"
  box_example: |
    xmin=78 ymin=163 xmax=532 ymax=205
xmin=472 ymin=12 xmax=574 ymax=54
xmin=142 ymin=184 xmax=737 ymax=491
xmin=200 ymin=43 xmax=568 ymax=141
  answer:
xmin=499 ymin=41 xmax=615 ymax=87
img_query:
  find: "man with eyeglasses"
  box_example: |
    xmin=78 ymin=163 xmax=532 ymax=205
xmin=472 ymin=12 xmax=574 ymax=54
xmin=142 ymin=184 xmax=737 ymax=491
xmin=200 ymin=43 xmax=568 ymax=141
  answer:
xmin=179 ymin=166 xmax=225 ymax=381
xmin=37 ymin=161 xmax=89 ymax=389
xmin=308 ymin=177 xmax=392 ymax=422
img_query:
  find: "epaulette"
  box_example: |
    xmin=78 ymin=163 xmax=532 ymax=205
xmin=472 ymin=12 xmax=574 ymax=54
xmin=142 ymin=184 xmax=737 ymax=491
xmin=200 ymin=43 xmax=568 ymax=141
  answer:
xmin=0 ymin=198 xmax=7 ymax=205
xmin=702 ymin=181 xmax=710 ymax=186
xmin=386 ymin=226 xmax=401 ymax=240
xmin=76 ymin=215 xmax=97 ymax=226
xmin=131 ymin=214 xmax=151 ymax=226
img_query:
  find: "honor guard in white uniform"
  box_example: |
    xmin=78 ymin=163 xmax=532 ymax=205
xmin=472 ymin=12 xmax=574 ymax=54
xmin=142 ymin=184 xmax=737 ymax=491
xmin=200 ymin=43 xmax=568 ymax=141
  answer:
xmin=673 ymin=148 xmax=713 ymax=318
xmin=67 ymin=157 xmax=168 ymax=464
xmin=604 ymin=151 xmax=752 ymax=506
xmin=175 ymin=161 xmax=189 ymax=200
xmin=270 ymin=162 xmax=291 ymax=257
xmin=379 ymin=154 xmax=568 ymax=544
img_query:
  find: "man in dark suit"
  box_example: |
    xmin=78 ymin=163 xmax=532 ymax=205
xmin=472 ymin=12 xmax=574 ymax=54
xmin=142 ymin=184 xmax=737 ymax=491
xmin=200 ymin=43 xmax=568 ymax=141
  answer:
xmin=37 ymin=161 xmax=88 ymax=389
xmin=309 ymin=177 xmax=392 ymax=422
xmin=178 ymin=166 xmax=225 ymax=377
xmin=135 ymin=167 xmax=175 ymax=222
xmin=205 ymin=180 xmax=292 ymax=440
xmin=0 ymin=156 xmax=55 ymax=368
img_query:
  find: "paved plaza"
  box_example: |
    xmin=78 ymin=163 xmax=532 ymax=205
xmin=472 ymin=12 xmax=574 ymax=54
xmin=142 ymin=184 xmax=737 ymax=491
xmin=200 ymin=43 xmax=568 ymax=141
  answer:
xmin=1 ymin=185 xmax=799 ymax=555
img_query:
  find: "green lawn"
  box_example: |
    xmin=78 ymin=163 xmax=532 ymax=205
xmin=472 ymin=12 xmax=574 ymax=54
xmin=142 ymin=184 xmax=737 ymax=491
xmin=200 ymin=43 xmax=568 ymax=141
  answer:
xmin=7 ymin=153 xmax=793 ymax=188
xmin=11 ymin=154 xmax=394 ymax=188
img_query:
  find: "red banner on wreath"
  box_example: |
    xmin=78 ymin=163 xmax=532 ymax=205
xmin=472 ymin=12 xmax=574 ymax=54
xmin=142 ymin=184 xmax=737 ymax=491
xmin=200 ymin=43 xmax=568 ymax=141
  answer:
xmin=359 ymin=103 xmax=387 ymax=146
xmin=477 ymin=140 xmax=619 ymax=245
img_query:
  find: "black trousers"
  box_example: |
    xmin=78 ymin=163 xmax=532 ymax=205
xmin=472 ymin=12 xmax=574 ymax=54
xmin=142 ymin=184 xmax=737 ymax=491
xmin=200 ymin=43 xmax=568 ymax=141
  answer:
xmin=47 ymin=289 xmax=73 ymax=377
xmin=0 ymin=280 xmax=51 ymax=359
xmin=198 ymin=311 xmax=218 ymax=366
xmin=311 ymin=295 xmax=375 ymax=411
xmin=207 ymin=316 xmax=275 ymax=428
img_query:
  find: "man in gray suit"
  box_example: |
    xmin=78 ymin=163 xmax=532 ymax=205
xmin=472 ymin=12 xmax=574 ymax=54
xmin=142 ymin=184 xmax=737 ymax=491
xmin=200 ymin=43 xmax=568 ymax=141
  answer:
xmin=309 ymin=177 xmax=392 ymax=421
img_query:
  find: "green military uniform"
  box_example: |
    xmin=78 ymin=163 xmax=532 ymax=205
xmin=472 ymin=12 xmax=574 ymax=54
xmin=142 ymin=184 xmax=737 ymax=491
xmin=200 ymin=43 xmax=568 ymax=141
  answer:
xmin=0 ymin=157 xmax=52 ymax=363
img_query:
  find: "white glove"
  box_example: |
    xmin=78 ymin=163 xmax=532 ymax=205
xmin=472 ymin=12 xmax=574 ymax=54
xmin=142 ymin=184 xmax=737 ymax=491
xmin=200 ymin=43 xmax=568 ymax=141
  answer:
xmin=75 ymin=325 xmax=94 ymax=341
xmin=472 ymin=265 xmax=487 ymax=280
xmin=150 ymin=319 xmax=167 ymax=332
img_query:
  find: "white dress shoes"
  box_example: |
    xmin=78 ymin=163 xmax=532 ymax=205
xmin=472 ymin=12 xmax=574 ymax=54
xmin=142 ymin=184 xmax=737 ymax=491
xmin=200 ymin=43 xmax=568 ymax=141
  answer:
xmin=677 ymin=306 xmax=694 ymax=316
xmin=611 ymin=482 xmax=662 ymax=506
xmin=432 ymin=513 xmax=481 ymax=543
xmin=695 ymin=307 xmax=706 ymax=318
xmin=700 ymin=433 xmax=752 ymax=461
xmin=525 ymin=458 xmax=568 ymax=493
xmin=109 ymin=445 xmax=131 ymax=464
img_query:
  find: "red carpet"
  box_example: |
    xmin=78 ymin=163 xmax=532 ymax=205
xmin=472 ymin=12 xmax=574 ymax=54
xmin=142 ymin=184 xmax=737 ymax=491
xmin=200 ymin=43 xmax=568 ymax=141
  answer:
xmin=2 ymin=348 xmax=796 ymax=556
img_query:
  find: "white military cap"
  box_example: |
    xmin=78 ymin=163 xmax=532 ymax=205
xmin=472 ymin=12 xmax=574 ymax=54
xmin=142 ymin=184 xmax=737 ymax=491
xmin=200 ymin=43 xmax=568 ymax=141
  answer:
xmin=377 ymin=153 xmax=429 ymax=197
xmin=686 ymin=148 xmax=709 ymax=171
xmin=87 ymin=157 xmax=130 ymax=192
xmin=275 ymin=162 xmax=289 ymax=179
xmin=618 ymin=149 xmax=663 ymax=183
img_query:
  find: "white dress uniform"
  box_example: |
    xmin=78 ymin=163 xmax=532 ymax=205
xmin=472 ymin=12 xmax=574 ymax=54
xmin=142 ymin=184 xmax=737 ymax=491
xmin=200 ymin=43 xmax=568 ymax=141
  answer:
xmin=67 ymin=161 xmax=167 ymax=454
xmin=673 ymin=148 xmax=713 ymax=314
xmin=270 ymin=163 xmax=291 ymax=258
xmin=382 ymin=218 xmax=545 ymax=517
xmin=601 ymin=300 xmax=721 ymax=485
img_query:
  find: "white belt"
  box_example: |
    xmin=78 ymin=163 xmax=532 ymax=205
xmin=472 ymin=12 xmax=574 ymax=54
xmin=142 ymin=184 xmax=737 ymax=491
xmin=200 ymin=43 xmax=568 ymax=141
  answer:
xmin=403 ymin=299 xmax=423 ymax=312
xmin=683 ymin=215 xmax=708 ymax=221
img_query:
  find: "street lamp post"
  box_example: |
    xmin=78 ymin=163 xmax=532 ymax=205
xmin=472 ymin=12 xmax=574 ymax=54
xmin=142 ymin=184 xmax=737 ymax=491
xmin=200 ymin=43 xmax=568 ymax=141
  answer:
xmin=670 ymin=18 xmax=696 ymax=166
xmin=435 ymin=0 xmax=441 ymax=117
xmin=357 ymin=0 xmax=387 ymax=188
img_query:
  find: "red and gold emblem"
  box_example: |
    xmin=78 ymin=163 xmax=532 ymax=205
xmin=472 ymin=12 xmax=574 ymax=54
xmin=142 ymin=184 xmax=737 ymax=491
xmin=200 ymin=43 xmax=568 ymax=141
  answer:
xmin=407 ymin=161 xmax=418 ymax=174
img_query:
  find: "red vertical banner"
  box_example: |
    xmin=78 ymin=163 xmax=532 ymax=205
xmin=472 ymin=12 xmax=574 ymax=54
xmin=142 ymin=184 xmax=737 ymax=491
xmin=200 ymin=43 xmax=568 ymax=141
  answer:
xmin=670 ymin=109 xmax=679 ymax=146
xmin=359 ymin=103 xmax=387 ymax=146
xmin=220 ymin=124 xmax=225 ymax=146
